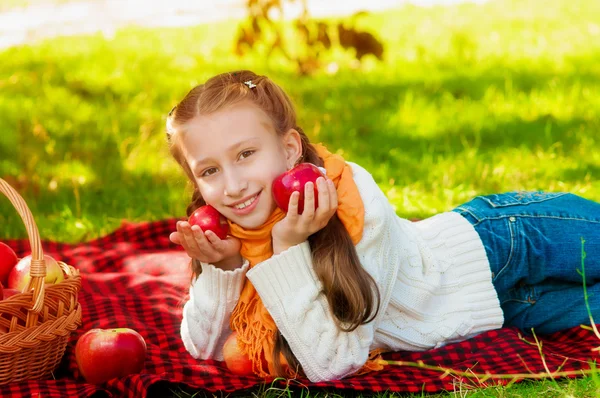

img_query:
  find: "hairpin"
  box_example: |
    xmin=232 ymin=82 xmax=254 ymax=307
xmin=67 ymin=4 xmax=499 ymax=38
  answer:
xmin=244 ymin=80 xmax=257 ymax=89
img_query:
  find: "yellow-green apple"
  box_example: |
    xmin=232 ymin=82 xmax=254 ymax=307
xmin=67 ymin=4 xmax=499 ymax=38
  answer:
xmin=188 ymin=205 xmax=229 ymax=240
xmin=0 ymin=243 xmax=18 ymax=286
xmin=75 ymin=328 xmax=147 ymax=384
xmin=222 ymin=331 xmax=254 ymax=376
xmin=7 ymin=254 xmax=64 ymax=292
xmin=272 ymin=163 xmax=325 ymax=214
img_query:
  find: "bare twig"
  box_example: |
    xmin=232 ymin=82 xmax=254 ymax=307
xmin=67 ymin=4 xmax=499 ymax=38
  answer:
xmin=378 ymin=359 xmax=594 ymax=382
xmin=530 ymin=328 xmax=562 ymax=389
xmin=577 ymin=237 xmax=600 ymax=344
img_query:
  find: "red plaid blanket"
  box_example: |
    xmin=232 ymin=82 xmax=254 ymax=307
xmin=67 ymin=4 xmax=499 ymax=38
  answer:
xmin=0 ymin=219 xmax=598 ymax=397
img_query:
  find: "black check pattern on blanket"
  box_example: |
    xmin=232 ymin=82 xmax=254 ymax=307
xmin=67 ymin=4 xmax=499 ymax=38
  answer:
xmin=1 ymin=218 xmax=599 ymax=397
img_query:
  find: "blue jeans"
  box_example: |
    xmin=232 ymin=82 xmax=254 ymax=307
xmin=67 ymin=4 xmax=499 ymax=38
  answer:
xmin=452 ymin=191 xmax=600 ymax=334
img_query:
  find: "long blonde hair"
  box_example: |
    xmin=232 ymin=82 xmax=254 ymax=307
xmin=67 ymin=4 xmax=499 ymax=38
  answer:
xmin=166 ymin=70 xmax=380 ymax=376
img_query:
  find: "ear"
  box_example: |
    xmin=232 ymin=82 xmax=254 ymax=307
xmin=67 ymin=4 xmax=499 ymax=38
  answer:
xmin=280 ymin=128 xmax=303 ymax=169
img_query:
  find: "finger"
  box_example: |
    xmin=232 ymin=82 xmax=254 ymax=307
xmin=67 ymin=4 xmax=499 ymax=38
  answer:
xmin=183 ymin=223 xmax=204 ymax=254
xmin=315 ymin=177 xmax=330 ymax=216
xmin=287 ymin=191 xmax=301 ymax=219
xmin=204 ymin=230 xmax=224 ymax=250
xmin=196 ymin=226 xmax=225 ymax=259
xmin=328 ymin=179 xmax=338 ymax=210
xmin=302 ymin=182 xmax=316 ymax=219
xmin=169 ymin=231 xmax=182 ymax=245
xmin=176 ymin=222 xmax=192 ymax=251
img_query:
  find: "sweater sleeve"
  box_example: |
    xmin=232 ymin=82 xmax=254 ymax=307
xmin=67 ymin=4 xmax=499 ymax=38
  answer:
xmin=246 ymin=176 xmax=394 ymax=382
xmin=180 ymin=259 xmax=250 ymax=361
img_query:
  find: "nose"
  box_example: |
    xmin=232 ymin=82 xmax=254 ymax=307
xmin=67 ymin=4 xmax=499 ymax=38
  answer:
xmin=223 ymin=168 xmax=247 ymax=198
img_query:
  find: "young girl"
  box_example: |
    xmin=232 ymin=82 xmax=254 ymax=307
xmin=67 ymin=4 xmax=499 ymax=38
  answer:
xmin=166 ymin=70 xmax=600 ymax=383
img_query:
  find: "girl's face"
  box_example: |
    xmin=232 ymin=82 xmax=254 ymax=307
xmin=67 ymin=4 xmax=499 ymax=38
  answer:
xmin=180 ymin=101 xmax=301 ymax=229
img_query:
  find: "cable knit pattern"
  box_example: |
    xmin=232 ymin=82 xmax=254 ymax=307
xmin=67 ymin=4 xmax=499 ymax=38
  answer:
xmin=180 ymin=161 xmax=504 ymax=382
xmin=180 ymin=259 xmax=250 ymax=361
xmin=247 ymin=241 xmax=376 ymax=381
xmin=246 ymin=162 xmax=503 ymax=382
xmin=376 ymin=212 xmax=504 ymax=352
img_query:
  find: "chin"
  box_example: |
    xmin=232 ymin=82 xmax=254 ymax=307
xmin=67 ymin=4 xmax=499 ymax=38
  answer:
xmin=235 ymin=213 xmax=270 ymax=229
xmin=235 ymin=220 xmax=263 ymax=229
xmin=232 ymin=207 xmax=276 ymax=230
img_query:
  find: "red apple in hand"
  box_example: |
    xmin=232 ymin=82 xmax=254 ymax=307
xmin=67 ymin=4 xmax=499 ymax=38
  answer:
xmin=0 ymin=243 xmax=18 ymax=286
xmin=7 ymin=254 xmax=64 ymax=292
xmin=223 ymin=332 xmax=254 ymax=376
xmin=272 ymin=163 xmax=325 ymax=214
xmin=188 ymin=205 xmax=229 ymax=240
xmin=75 ymin=328 xmax=147 ymax=384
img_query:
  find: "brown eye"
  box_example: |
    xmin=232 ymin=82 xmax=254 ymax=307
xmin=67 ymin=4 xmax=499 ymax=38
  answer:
xmin=201 ymin=168 xmax=218 ymax=177
xmin=239 ymin=150 xmax=255 ymax=160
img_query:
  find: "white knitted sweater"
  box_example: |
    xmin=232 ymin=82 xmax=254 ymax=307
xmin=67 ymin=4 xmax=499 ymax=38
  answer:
xmin=180 ymin=162 xmax=504 ymax=382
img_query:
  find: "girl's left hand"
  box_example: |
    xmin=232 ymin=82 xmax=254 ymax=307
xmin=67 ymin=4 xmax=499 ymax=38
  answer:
xmin=271 ymin=176 xmax=338 ymax=254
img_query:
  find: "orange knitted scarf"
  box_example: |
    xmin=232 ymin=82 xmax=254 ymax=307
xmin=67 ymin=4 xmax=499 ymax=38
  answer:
xmin=227 ymin=143 xmax=384 ymax=378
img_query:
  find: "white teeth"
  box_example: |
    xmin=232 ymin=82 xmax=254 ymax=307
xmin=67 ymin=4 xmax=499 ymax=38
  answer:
xmin=234 ymin=195 xmax=257 ymax=209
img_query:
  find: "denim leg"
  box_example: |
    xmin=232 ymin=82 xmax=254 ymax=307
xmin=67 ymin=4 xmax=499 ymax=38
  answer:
xmin=511 ymin=216 xmax=600 ymax=285
xmin=453 ymin=192 xmax=600 ymax=334
xmin=505 ymin=281 xmax=600 ymax=334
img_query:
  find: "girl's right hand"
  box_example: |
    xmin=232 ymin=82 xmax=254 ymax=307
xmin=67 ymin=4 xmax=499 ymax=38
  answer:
xmin=169 ymin=221 xmax=243 ymax=271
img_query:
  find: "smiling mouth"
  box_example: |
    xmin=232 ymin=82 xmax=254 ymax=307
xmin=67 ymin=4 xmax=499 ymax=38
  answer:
xmin=231 ymin=193 xmax=260 ymax=210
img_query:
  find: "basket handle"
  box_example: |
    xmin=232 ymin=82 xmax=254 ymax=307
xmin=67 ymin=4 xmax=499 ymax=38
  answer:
xmin=0 ymin=178 xmax=46 ymax=313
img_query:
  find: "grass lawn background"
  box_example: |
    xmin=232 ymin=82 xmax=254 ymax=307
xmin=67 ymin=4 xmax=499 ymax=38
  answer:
xmin=1 ymin=0 xmax=600 ymax=396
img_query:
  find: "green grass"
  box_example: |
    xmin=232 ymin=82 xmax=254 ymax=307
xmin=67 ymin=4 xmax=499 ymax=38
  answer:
xmin=160 ymin=375 xmax=600 ymax=397
xmin=1 ymin=0 xmax=600 ymax=396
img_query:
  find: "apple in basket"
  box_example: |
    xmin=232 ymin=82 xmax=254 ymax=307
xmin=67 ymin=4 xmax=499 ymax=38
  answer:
xmin=75 ymin=328 xmax=147 ymax=384
xmin=0 ymin=242 xmax=18 ymax=286
xmin=0 ymin=284 xmax=22 ymax=333
xmin=222 ymin=331 xmax=254 ymax=376
xmin=0 ymin=282 xmax=18 ymax=301
xmin=7 ymin=254 xmax=64 ymax=292
xmin=272 ymin=163 xmax=325 ymax=214
xmin=188 ymin=205 xmax=229 ymax=240
xmin=2 ymin=287 xmax=21 ymax=300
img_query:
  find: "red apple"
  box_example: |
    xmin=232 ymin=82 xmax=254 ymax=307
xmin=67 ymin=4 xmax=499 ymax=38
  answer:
xmin=272 ymin=163 xmax=325 ymax=214
xmin=0 ymin=243 xmax=18 ymax=286
xmin=8 ymin=254 xmax=64 ymax=292
xmin=222 ymin=332 xmax=254 ymax=376
xmin=0 ymin=286 xmax=26 ymax=332
xmin=2 ymin=288 xmax=21 ymax=300
xmin=75 ymin=328 xmax=147 ymax=384
xmin=188 ymin=205 xmax=229 ymax=240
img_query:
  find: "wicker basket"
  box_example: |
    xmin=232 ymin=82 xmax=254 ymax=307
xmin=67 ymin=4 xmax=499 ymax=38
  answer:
xmin=0 ymin=178 xmax=82 ymax=384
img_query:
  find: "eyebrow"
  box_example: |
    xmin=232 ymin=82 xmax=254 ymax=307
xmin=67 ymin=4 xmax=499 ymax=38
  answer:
xmin=192 ymin=137 xmax=261 ymax=174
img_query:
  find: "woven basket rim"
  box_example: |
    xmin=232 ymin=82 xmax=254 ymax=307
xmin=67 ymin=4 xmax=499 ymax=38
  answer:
xmin=0 ymin=178 xmax=83 ymax=384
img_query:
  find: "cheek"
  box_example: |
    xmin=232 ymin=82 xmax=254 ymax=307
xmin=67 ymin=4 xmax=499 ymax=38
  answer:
xmin=263 ymin=169 xmax=286 ymax=191
xmin=265 ymin=155 xmax=289 ymax=179
xmin=196 ymin=181 xmax=220 ymax=204
xmin=248 ymin=158 xmax=287 ymax=186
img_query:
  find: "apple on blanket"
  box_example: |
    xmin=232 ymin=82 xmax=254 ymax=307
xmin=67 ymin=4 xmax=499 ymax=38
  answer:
xmin=75 ymin=328 xmax=147 ymax=384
